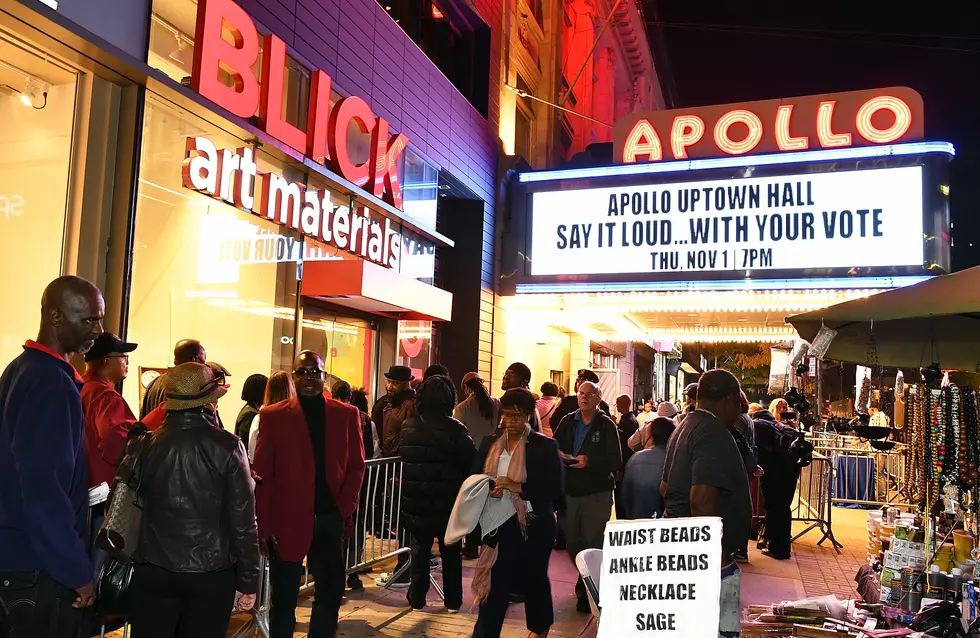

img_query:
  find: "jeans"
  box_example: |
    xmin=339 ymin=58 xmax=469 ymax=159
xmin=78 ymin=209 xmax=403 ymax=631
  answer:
xmin=0 ymin=570 xmax=79 ymax=638
xmin=128 ymin=564 xmax=236 ymax=638
xmin=407 ymin=529 xmax=462 ymax=610
xmin=269 ymin=509 xmax=346 ymax=638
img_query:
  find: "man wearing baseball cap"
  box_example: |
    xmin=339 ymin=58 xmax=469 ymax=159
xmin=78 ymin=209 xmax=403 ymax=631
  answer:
xmin=81 ymin=333 xmax=139 ymax=493
xmin=81 ymin=332 xmax=139 ymax=582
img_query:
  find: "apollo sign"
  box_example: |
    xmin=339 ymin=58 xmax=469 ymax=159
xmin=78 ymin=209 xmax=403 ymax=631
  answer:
xmin=613 ymin=87 xmax=924 ymax=163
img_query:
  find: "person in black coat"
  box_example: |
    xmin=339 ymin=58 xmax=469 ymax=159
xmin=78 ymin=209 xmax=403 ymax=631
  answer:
xmin=472 ymin=389 xmax=564 ymax=638
xmin=753 ymin=409 xmax=801 ymax=560
xmin=398 ymin=375 xmax=475 ymax=611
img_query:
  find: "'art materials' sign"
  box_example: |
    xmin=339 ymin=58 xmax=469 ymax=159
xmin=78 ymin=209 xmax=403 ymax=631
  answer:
xmin=529 ymin=165 xmax=924 ymax=277
xmin=598 ymin=517 xmax=722 ymax=637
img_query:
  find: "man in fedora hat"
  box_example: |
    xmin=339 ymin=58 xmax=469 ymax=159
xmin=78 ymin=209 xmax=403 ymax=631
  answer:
xmin=254 ymin=351 xmax=366 ymax=637
xmin=381 ymin=365 xmax=416 ymax=456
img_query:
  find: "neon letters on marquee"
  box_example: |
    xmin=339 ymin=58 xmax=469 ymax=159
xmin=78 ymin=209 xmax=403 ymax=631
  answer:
xmin=191 ymin=0 xmax=408 ymax=210
xmin=181 ymin=137 xmax=402 ymax=270
xmin=613 ymin=87 xmax=924 ymax=164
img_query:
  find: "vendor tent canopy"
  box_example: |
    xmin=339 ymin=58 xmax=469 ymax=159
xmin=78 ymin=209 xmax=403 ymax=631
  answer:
xmin=787 ymin=266 xmax=980 ymax=372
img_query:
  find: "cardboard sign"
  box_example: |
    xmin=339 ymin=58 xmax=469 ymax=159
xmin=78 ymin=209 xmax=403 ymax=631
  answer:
xmin=598 ymin=517 xmax=723 ymax=637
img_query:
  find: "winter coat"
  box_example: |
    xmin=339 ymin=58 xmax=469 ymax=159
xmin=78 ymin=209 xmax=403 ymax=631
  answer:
xmin=399 ymin=412 xmax=476 ymax=533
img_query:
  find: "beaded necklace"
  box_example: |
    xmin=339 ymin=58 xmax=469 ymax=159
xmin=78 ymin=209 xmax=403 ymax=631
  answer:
xmin=927 ymin=388 xmax=945 ymax=509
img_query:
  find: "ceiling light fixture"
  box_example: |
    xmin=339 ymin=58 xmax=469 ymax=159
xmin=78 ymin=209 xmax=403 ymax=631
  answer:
xmin=20 ymin=77 xmax=47 ymax=109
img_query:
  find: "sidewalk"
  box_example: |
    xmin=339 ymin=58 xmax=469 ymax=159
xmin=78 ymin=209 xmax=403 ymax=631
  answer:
xmin=260 ymin=509 xmax=869 ymax=637
xmin=740 ymin=506 xmax=869 ymax=606
xmin=108 ymin=509 xmax=870 ymax=636
xmin=290 ymin=551 xmax=597 ymax=638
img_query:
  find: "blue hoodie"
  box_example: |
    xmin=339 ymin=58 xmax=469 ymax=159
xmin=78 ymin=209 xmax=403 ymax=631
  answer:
xmin=0 ymin=343 xmax=91 ymax=589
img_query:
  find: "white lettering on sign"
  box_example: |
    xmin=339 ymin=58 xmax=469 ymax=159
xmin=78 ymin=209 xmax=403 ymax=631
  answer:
xmin=597 ymin=517 xmax=722 ymax=638
xmin=182 ymin=136 xmax=404 ymax=270
xmin=0 ymin=194 xmax=25 ymax=220
xmin=529 ymin=166 xmax=924 ymax=277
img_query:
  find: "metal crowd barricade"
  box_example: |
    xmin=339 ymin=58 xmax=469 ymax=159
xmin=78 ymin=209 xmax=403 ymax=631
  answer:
xmin=813 ymin=441 xmax=914 ymax=510
xmin=791 ymin=452 xmax=843 ymax=552
xmin=238 ymin=456 xmax=422 ymax=637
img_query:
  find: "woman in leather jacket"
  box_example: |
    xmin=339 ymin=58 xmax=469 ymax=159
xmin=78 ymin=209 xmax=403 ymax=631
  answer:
xmin=127 ymin=362 xmax=260 ymax=638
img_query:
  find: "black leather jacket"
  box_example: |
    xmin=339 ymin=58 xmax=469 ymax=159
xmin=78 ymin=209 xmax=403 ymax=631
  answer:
xmin=135 ymin=409 xmax=260 ymax=593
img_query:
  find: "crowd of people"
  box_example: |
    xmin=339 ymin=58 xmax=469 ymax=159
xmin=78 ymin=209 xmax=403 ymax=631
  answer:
xmin=0 ymin=275 xmax=808 ymax=638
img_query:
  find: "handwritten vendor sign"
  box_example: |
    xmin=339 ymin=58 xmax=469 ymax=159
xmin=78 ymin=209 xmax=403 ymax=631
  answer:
xmin=597 ymin=517 xmax=723 ymax=637
xmin=529 ymin=165 xmax=924 ymax=277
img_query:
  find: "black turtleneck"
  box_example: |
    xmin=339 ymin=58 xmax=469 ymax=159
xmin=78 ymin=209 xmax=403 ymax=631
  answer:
xmin=299 ymin=394 xmax=336 ymax=515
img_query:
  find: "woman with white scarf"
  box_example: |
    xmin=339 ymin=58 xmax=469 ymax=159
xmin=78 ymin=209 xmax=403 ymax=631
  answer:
xmin=471 ymin=388 xmax=564 ymax=638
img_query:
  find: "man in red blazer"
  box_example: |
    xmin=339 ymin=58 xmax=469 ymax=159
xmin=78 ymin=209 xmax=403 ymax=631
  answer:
xmin=253 ymin=350 xmax=366 ymax=638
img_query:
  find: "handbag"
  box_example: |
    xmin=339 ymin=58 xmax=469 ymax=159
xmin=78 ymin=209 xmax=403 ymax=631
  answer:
xmin=96 ymin=430 xmax=147 ymax=563
xmin=96 ymin=556 xmax=134 ymax=616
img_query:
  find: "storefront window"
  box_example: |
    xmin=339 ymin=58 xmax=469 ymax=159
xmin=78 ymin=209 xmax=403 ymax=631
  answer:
xmin=0 ymin=39 xmax=77 ymax=369
xmin=396 ymin=320 xmax=432 ymax=379
xmin=299 ymin=308 xmax=377 ymax=392
xmin=125 ymin=93 xmax=299 ymax=418
xmin=398 ymin=149 xmax=438 ymax=284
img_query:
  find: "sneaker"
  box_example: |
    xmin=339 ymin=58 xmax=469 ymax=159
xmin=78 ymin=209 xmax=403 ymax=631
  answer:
xmin=733 ymin=549 xmax=749 ymax=563
xmin=375 ymin=572 xmax=410 ymax=588
xmin=446 ymin=607 xmax=460 ymax=614
xmin=429 ymin=558 xmax=440 ymax=570
xmin=509 ymin=592 xmax=526 ymax=604
xmin=347 ymin=574 xmax=364 ymax=590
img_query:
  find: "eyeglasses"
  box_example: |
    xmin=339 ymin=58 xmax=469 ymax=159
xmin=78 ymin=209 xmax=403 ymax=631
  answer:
xmin=294 ymin=368 xmax=324 ymax=377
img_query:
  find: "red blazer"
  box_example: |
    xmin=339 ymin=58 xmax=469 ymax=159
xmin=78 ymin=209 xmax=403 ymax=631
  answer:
xmin=253 ymin=395 xmax=366 ymax=562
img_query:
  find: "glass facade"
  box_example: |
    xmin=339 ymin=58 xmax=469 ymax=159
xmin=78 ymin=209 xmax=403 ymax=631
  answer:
xmin=0 ymin=36 xmax=77 ymax=370
xmin=125 ymin=94 xmax=300 ymax=414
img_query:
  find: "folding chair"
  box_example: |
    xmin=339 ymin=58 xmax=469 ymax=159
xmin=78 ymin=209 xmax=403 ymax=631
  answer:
xmin=574 ymin=548 xmax=602 ymax=619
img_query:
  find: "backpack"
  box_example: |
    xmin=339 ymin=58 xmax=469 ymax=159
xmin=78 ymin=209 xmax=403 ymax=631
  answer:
xmin=777 ymin=424 xmax=813 ymax=467
xmin=760 ymin=419 xmax=813 ymax=468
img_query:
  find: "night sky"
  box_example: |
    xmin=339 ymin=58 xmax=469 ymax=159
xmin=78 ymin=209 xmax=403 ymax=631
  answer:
xmin=651 ymin=0 xmax=980 ymax=269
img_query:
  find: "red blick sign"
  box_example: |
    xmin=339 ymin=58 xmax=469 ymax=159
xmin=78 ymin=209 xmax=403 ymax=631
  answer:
xmin=191 ymin=0 xmax=409 ymax=210
xmin=613 ymin=87 xmax=924 ymax=164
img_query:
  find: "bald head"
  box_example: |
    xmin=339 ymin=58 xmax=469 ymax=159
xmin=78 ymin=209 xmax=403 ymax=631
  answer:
xmin=293 ymin=350 xmax=326 ymax=398
xmin=577 ymin=381 xmax=601 ymax=417
xmin=39 ymin=276 xmax=104 ymax=357
xmin=174 ymin=339 xmax=206 ymax=365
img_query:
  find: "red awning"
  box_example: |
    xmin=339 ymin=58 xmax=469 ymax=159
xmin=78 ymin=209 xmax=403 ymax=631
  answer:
xmin=301 ymin=260 xmax=453 ymax=322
